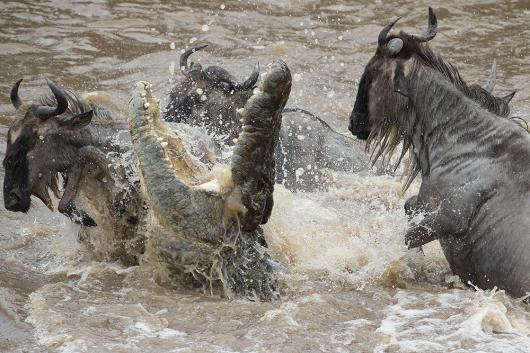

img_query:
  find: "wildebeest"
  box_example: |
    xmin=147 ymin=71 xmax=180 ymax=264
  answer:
xmin=3 ymin=78 xmax=146 ymax=264
xmin=348 ymin=7 xmax=530 ymax=298
xmin=164 ymin=45 xmax=370 ymax=191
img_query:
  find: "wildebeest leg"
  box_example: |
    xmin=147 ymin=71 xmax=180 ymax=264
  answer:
xmin=405 ymin=210 xmax=459 ymax=248
xmin=404 ymin=195 xmax=419 ymax=217
xmin=58 ymin=146 xmax=112 ymax=227
xmin=404 ymin=192 xmax=441 ymax=218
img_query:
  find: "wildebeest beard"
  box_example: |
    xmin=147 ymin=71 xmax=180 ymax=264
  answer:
xmin=354 ymin=42 xmax=518 ymax=191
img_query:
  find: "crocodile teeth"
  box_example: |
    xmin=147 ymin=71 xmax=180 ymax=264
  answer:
xmin=198 ymin=179 xmax=221 ymax=195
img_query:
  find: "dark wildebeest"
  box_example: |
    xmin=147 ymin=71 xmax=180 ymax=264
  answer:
xmin=165 ymin=46 xmax=370 ymax=191
xmin=3 ymin=78 xmax=145 ymax=264
xmin=348 ymin=7 xmax=529 ymax=298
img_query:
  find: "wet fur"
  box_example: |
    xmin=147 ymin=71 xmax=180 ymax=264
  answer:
xmin=355 ymin=40 xmax=517 ymax=190
xmin=352 ymin=24 xmax=530 ymax=296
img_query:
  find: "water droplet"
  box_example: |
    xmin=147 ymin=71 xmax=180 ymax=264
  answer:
xmin=201 ymin=24 xmax=209 ymax=32
xmin=169 ymin=42 xmax=176 ymax=50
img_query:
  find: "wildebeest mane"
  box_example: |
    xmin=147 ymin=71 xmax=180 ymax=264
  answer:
xmin=39 ymin=89 xmax=113 ymax=121
xmin=416 ymin=44 xmax=511 ymax=117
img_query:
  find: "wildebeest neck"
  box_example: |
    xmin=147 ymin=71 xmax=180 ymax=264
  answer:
xmin=406 ymin=62 xmax=519 ymax=178
xmin=416 ymin=45 xmax=511 ymax=117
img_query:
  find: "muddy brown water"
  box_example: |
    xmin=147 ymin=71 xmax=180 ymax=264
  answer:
xmin=1 ymin=1 xmax=529 ymax=352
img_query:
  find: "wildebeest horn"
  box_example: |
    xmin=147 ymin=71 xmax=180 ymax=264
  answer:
xmin=10 ymin=78 xmax=23 ymax=109
xmin=482 ymin=59 xmax=496 ymax=93
xmin=180 ymin=44 xmax=208 ymax=76
xmin=411 ymin=7 xmax=437 ymax=42
xmin=238 ymin=63 xmax=260 ymax=91
xmin=378 ymin=17 xmax=401 ymax=47
xmin=502 ymin=91 xmax=516 ymax=103
xmin=34 ymin=78 xmax=68 ymax=119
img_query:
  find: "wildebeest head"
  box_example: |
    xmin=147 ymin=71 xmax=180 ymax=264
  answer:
xmin=164 ymin=45 xmax=259 ymax=142
xmin=3 ymin=78 xmax=93 ymax=212
xmin=348 ymin=9 xmax=438 ymax=141
xmin=348 ymin=7 xmax=513 ymax=142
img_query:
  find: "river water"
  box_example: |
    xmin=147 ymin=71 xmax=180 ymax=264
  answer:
xmin=1 ymin=1 xmax=529 ymax=352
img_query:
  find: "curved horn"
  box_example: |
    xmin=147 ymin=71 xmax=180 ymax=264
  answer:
xmin=238 ymin=63 xmax=260 ymax=91
xmin=180 ymin=44 xmax=208 ymax=76
xmin=411 ymin=7 xmax=437 ymax=42
xmin=378 ymin=17 xmax=401 ymax=47
xmin=482 ymin=59 xmax=496 ymax=93
xmin=502 ymin=91 xmax=516 ymax=104
xmin=10 ymin=79 xmax=23 ymax=109
xmin=34 ymin=78 xmax=68 ymax=120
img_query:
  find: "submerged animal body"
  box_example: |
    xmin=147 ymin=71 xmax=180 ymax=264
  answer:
xmin=164 ymin=45 xmax=369 ymax=191
xmin=349 ymin=8 xmax=530 ymax=297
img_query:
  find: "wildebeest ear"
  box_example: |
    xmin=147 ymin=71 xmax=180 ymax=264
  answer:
xmin=59 ymin=110 xmax=93 ymax=129
xmin=394 ymin=63 xmax=408 ymax=97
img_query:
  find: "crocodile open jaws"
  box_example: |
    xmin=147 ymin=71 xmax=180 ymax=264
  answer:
xmin=128 ymin=60 xmax=291 ymax=300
